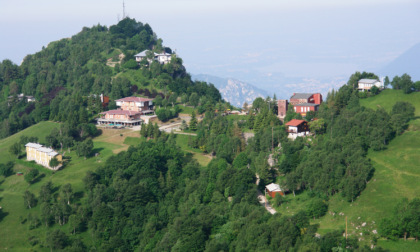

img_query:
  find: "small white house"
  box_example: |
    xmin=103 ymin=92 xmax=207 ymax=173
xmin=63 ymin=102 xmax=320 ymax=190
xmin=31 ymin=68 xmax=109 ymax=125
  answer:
xmin=134 ymin=50 xmax=172 ymax=65
xmin=358 ymin=79 xmax=383 ymax=91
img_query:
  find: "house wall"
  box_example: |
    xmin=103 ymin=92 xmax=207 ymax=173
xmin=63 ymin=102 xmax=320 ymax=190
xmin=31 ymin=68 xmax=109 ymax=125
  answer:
xmin=313 ymin=93 xmax=322 ymax=104
xmin=105 ymin=114 xmax=128 ymax=120
xmin=294 ymin=105 xmax=318 ymax=116
xmin=267 ymin=190 xmax=284 ymax=198
xmin=26 ymin=147 xmax=61 ymax=169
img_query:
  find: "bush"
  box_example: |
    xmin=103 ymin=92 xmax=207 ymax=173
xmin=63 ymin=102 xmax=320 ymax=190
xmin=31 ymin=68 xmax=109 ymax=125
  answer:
xmin=0 ymin=162 xmax=14 ymax=177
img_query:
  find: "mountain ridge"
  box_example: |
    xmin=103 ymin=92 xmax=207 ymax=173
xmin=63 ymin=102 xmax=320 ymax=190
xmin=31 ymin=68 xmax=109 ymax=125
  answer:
xmin=192 ymin=74 xmax=269 ymax=107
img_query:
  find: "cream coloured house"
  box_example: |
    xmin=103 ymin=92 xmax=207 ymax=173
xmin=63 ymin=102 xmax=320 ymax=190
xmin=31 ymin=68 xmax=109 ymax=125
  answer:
xmin=25 ymin=143 xmax=62 ymax=170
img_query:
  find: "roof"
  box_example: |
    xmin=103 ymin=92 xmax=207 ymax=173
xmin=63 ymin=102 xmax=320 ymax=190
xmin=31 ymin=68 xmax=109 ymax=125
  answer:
xmin=294 ymin=103 xmax=319 ymax=107
xmin=25 ymin=143 xmax=43 ymax=149
xmin=358 ymin=79 xmax=379 ymax=84
xmin=37 ymin=147 xmax=55 ymax=153
xmin=266 ymin=183 xmax=282 ymax=192
xmin=285 ymin=119 xmax=307 ymax=127
xmin=100 ymin=109 xmax=142 ymax=116
xmin=290 ymin=93 xmax=315 ymax=100
xmin=135 ymin=50 xmax=148 ymax=57
xmin=115 ymin=97 xmax=153 ymax=103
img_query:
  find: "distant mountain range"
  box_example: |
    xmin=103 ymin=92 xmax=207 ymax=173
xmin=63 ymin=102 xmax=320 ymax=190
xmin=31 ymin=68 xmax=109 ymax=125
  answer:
xmin=192 ymin=74 xmax=269 ymax=107
xmin=380 ymin=42 xmax=420 ymax=81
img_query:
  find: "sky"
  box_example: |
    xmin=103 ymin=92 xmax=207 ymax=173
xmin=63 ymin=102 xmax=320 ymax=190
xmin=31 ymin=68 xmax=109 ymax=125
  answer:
xmin=1 ymin=0 xmax=419 ymax=97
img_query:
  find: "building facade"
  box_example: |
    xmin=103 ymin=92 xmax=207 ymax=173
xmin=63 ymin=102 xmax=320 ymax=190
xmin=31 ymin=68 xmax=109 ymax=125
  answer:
xmin=293 ymin=103 xmax=320 ymax=117
xmin=98 ymin=96 xmax=154 ymax=126
xmin=135 ymin=50 xmax=172 ymax=65
xmin=285 ymin=119 xmax=310 ymax=139
xmin=358 ymin=79 xmax=383 ymax=91
xmin=25 ymin=143 xmax=62 ymax=170
xmin=265 ymin=183 xmax=284 ymax=197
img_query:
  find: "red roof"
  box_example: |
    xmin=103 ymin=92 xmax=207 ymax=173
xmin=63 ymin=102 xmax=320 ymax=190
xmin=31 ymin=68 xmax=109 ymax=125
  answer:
xmin=285 ymin=119 xmax=307 ymax=127
xmin=100 ymin=110 xmax=141 ymax=116
xmin=115 ymin=97 xmax=152 ymax=102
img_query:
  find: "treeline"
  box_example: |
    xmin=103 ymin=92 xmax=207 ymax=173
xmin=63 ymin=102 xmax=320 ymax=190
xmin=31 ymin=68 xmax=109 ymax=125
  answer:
xmin=379 ymin=198 xmax=420 ymax=241
xmin=22 ymin=135 xmax=364 ymax=251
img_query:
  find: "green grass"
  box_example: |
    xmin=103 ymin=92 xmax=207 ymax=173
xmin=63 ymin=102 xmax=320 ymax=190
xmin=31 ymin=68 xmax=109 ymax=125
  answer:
xmin=175 ymin=134 xmax=212 ymax=167
xmin=0 ymin=125 xmax=127 ymax=251
xmin=360 ymin=89 xmax=420 ymax=116
xmin=0 ymin=121 xmax=60 ymax=164
xmin=123 ymin=136 xmax=144 ymax=146
xmin=178 ymin=105 xmax=197 ymax=115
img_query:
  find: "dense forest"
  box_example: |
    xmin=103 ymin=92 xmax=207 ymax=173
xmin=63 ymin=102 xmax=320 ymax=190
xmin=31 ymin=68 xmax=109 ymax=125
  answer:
xmin=0 ymin=18 xmax=419 ymax=251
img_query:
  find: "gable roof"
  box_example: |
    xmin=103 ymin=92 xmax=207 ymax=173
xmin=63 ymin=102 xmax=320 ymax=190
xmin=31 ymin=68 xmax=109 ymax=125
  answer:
xmin=290 ymin=93 xmax=314 ymax=100
xmin=115 ymin=97 xmax=153 ymax=103
xmin=285 ymin=119 xmax=307 ymax=127
xmin=266 ymin=183 xmax=282 ymax=192
xmin=358 ymin=79 xmax=379 ymax=84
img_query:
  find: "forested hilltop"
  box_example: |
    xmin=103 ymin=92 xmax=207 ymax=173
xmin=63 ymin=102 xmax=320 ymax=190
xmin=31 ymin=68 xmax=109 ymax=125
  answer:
xmin=0 ymin=18 xmax=221 ymax=140
xmin=0 ymin=18 xmax=420 ymax=251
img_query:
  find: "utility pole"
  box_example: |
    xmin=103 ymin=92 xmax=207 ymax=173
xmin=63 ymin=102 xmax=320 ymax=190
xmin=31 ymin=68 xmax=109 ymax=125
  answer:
xmin=345 ymin=216 xmax=348 ymax=241
xmin=271 ymin=127 xmax=274 ymax=152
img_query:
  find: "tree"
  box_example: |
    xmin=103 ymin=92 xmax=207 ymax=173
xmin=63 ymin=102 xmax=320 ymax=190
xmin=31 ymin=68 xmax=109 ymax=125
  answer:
xmin=189 ymin=111 xmax=198 ymax=131
xmin=0 ymin=162 xmax=14 ymax=177
xmin=309 ymin=119 xmax=326 ymax=135
xmin=75 ymin=138 xmax=94 ymax=159
xmin=9 ymin=142 xmax=21 ymax=158
xmin=39 ymin=181 xmax=53 ymax=203
xmin=24 ymin=168 xmax=39 ymax=184
xmin=189 ymin=92 xmax=199 ymax=108
xmin=49 ymin=157 xmax=60 ymax=169
xmin=384 ymin=76 xmax=390 ymax=88
xmin=46 ymin=229 xmax=69 ymax=251
xmin=23 ymin=190 xmax=37 ymax=209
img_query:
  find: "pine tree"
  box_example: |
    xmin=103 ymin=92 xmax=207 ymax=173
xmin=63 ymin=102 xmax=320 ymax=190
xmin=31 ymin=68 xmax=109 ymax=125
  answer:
xmin=189 ymin=111 xmax=198 ymax=131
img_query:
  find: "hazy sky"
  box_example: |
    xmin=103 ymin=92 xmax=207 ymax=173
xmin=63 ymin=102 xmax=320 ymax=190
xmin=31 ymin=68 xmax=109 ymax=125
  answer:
xmin=1 ymin=0 xmax=419 ymax=93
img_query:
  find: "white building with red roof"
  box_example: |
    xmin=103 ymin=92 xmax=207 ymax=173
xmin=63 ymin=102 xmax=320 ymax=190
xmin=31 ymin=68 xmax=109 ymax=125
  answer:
xmin=285 ymin=119 xmax=310 ymax=139
xmin=98 ymin=96 xmax=155 ymax=126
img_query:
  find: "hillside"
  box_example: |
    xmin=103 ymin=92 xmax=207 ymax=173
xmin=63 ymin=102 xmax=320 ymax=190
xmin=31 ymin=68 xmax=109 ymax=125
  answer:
xmin=274 ymin=89 xmax=420 ymax=250
xmin=192 ymin=74 xmax=269 ymax=107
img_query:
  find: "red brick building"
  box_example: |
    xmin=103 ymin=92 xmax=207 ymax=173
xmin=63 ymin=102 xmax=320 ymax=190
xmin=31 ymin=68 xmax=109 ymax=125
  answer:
xmin=293 ymin=103 xmax=319 ymax=117
xmin=289 ymin=93 xmax=322 ymax=106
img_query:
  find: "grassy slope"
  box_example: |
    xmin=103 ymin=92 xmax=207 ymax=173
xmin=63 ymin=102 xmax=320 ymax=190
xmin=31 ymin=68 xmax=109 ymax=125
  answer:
xmin=275 ymin=90 xmax=420 ymax=251
xmin=360 ymin=89 xmax=420 ymax=117
xmin=0 ymin=121 xmax=60 ymax=164
xmin=0 ymin=124 xmax=212 ymax=250
xmin=0 ymin=126 xmax=137 ymax=250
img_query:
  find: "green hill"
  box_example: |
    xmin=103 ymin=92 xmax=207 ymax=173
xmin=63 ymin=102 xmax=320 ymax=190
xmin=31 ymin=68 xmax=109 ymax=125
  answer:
xmin=360 ymin=89 xmax=420 ymax=117
xmin=278 ymin=89 xmax=420 ymax=250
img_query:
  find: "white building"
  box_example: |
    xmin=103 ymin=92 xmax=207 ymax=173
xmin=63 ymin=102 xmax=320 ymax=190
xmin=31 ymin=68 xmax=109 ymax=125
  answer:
xmin=134 ymin=50 xmax=172 ymax=65
xmin=358 ymin=79 xmax=383 ymax=91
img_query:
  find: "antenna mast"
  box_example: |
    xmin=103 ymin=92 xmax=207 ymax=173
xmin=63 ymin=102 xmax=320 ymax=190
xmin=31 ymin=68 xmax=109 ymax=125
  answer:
xmin=123 ymin=1 xmax=126 ymax=19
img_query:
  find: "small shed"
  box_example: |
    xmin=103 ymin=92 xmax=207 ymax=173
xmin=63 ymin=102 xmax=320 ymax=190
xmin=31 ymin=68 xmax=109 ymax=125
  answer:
xmin=265 ymin=183 xmax=284 ymax=197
